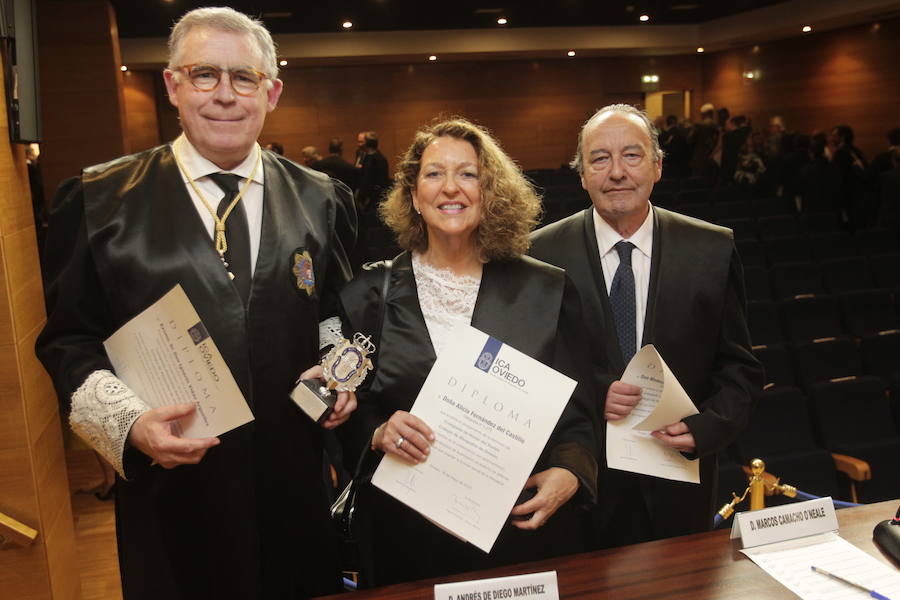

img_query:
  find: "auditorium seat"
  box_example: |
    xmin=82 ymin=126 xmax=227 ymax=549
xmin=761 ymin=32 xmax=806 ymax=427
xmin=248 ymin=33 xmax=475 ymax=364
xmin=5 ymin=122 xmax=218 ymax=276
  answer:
xmin=839 ymin=290 xmax=900 ymax=337
xmin=743 ymin=266 xmax=773 ymax=302
xmin=765 ymin=235 xmax=814 ymax=265
xmin=752 ymin=343 xmax=796 ymax=388
xmin=758 ymin=214 xmax=799 ymax=240
xmin=752 ymin=197 xmax=794 ymax=218
xmin=822 ymin=256 xmax=875 ymax=294
xmin=780 ymin=295 xmax=843 ymax=341
xmin=771 ymin=262 xmax=825 ymax=300
xmin=718 ymin=217 xmax=757 ymax=242
xmin=869 ymin=253 xmax=900 ymax=289
xmin=807 ymin=376 xmax=900 ymax=502
xmin=747 ymin=301 xmax=785 ymax=346
xmin=791 ymin=336 xmax=863 ymax=391
xmin=854 ymin=227 xmax=900 ymax=256
xmin=734 ymin=386 xmax=840 ymax=503
xmin=736 ymin=239 xmax=765 ymax=268
xmin=810 ymin=232 xmax=858 ymax=261
xmin=714 ymin=200 xmax=754 ymax=221
xmin=680 ymin=176 xmax=710 ymax=192
xmin=678 ymin=189 xmax=711 ymax=206
xmin=859 ymin=330 xmax=900 ymax=426
xmin=678 ymin=203 xmax=714 ymax=222
xmin=799 ymin=211 xmax=842 ymax=234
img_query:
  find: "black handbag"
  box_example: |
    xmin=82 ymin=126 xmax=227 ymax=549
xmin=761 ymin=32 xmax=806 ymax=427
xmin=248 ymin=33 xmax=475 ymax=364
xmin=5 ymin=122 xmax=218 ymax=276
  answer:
xmin=330 ymin=259 xmax=392 ymax=589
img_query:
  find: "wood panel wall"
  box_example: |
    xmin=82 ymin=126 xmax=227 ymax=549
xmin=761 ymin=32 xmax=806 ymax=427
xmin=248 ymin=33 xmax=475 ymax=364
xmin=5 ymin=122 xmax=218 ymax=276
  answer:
xmin=130 ymin=18 xmax=900 ymax=170
xmin=700 ymin=18 xmax=900 ymax=159
xmin=122 ymin=70 xmax=160 ymax=154
xmin=38 ymin=0 xmax=129 ymax=200
xmin=0 ymin=32 xmax=80 ymax=600
xmin=146 ymin=55 xmax=701 ymax=171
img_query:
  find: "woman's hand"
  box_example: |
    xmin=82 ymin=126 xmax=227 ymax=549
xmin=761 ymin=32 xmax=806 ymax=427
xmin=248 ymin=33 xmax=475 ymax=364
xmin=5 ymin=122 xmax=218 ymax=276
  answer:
xmin=372 ymin=410 xmax=435 ymax=464
xmin=509 ymin=467 xmax=578 ymax=530
xmin=298 ymin=365 xmax=357 ymax=429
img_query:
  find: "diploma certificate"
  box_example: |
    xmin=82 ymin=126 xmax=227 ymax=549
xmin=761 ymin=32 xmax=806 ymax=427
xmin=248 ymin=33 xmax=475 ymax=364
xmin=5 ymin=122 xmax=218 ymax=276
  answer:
xmin=371 ymin=324 xmax=576 ymax=553
xmin=103 ymin=284 xmax=254 ymax=438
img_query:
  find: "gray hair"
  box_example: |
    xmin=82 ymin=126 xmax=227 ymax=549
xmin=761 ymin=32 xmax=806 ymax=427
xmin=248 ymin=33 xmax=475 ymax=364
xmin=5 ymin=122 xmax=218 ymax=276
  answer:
xmin=167 ymin=7 xmax=279 ymax=81
xmin=570 ymin=104 xmax=664 ymax=173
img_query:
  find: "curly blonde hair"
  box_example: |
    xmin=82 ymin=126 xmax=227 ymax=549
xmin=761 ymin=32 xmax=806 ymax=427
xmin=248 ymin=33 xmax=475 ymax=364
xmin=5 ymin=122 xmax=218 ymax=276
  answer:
xmin=379 ymin=118 xmax=542 ymax=262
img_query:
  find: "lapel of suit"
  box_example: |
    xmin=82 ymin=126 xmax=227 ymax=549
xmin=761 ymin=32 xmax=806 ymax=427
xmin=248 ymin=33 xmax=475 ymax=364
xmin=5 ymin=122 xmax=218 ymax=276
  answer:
xmin=642 ymin=206 xmax=665 ymax=348
xmin=580 ymin=209 xmax=627 ymax=374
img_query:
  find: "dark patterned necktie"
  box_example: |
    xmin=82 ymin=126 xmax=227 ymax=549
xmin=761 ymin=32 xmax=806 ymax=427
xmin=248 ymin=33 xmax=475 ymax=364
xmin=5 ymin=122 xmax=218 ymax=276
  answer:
xmin=609 ymin=240 xmax=636 ymax=364
xmin=208 ymin=172 xmax=251 ymax=305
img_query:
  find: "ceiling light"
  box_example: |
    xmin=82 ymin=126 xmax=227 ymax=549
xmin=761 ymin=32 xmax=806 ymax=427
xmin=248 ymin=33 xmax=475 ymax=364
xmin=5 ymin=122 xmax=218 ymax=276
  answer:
xmin=696 ymin=47 xmax=704 ymax=53
xmin=279 ymin=60 xmax=287 ymax=67
xmin=428 ymin=55 xmax=437 ymax=61
xmin=120 ymin=65 xmax=127 ymax=71
xmin=642 ymin=74 xmax=659 ymax=83
xmin=639 ymin=14 xmax=650 ymax=22
xmin=497 ymin=17 xmax=507 ymax=25
xmin=567 ymin=50 xmax=576 ymax=57
xmin=342 ymin=21 xmax=353 ymax=29
xmin=802 ymin=25 xmax=812 ymax=33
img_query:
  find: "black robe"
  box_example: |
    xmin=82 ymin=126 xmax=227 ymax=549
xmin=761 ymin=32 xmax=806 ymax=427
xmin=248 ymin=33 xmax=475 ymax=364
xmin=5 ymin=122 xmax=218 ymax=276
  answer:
xmin=338 ymin=252 xmax=599 ymax=587
xmin=36 ymin=145 xmax=356 ymax=599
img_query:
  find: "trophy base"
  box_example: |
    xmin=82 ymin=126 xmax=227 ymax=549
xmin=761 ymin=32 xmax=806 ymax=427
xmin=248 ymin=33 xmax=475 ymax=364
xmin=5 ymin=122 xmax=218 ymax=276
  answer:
xmin=290 ymin=379 xmax=336 ymax=424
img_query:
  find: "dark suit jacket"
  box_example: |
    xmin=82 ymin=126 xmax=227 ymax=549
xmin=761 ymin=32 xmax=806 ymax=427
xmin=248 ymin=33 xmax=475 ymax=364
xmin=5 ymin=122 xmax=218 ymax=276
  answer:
xmin=338 ymin=252 xmax=599 ymax=586
xmin=313 ymin=153 xmax=360 ymax=191
xmin=36 ymin=144 xmax=356 ymax=599
xmin=530 ymin=206 xmax=762 ymax=539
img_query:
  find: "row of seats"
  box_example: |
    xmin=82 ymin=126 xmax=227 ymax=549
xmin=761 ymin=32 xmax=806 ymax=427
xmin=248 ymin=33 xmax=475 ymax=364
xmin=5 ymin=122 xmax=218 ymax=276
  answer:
xmin=753 ymin=334 xmax=900 ymax=397
xmin=746 ymin=261 xmax=900 ymax=303
xmin=718 ymin=377 xmax=900 ymax=507
xmin=738 ymin=237 xmax=899 ymax=269
xmin=748 ymin=292 xmax=899 ymax=345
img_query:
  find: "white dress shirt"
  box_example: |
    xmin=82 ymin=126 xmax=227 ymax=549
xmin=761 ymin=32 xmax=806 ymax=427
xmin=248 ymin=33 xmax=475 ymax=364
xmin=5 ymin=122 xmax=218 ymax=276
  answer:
xmin=172 ymin=134 xmax=264 ymax=275
xmin=593 ymin=205 xmax=655 ymax=352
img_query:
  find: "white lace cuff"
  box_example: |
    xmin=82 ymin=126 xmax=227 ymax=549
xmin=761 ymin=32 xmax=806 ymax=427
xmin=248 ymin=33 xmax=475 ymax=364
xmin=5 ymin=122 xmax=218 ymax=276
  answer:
xmin=319 ymin=316 xmax=345 ymax=350
xmin=69 ymin=370 xmax=151 ymax=479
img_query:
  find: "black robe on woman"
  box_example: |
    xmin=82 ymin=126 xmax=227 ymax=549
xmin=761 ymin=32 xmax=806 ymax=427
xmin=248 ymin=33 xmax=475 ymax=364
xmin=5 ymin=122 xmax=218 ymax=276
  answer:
xmin=338 ymin=251 xmax=601 ymax=587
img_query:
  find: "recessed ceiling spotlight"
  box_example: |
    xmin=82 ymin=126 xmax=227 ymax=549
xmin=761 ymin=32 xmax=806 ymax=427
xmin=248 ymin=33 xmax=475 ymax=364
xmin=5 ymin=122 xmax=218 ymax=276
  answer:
xmin=342 ymin=21 xmax=353 ymax=29
xmin=120 ymin=65 xmax=128 ymax=71
xmin=428 ymin=55 xmax=437 ymax=61
xmin=696 ymin=47 xmax=704 ymax=53
xmin=497 ymin=17 xmax=508 ymax=25
xmin=639 ymin=14 xmax=650 ymax=22
xmin=279 ymin=60 xmax=287 ymax=67
xmin=567 ymin=50 xmax=576 ymax=57
xmin=802 ymin=25 xmax=812 ymax=33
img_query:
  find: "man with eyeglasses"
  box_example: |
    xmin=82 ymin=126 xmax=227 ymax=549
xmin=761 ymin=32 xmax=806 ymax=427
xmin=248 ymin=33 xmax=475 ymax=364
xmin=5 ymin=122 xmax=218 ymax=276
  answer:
xmin=36 ymin=7 xmax=356 ymax=599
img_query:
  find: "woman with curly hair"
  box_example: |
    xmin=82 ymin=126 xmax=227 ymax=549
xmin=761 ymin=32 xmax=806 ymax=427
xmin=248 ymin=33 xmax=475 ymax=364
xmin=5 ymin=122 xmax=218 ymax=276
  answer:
xmin=331 ymin=117 xmax=601 ymax=587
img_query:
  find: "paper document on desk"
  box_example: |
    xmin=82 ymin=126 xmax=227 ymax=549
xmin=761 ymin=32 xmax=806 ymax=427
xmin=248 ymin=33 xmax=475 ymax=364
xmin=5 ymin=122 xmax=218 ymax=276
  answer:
xmin=103 ymin=284 xmax=253 ymax=438
xmin=606 ymin=344 xmax=700 ymax=483
xmin=372 ymin=324 xmax=575 ymax=553
xmin=742 ymin=532 xmax=900 ymax=599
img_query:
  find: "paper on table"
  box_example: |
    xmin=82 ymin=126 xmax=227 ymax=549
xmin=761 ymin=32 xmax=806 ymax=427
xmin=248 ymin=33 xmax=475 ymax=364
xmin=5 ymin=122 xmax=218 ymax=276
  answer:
xmin=371 ymin=324 xmax=576 ymax=553
xmin=606 ymin=344 xmax=700 ymax=483
xmin=103 ymin=284 xmax=254 ymax=438
xmin=742 ymin=532 xmax=900 ymax=600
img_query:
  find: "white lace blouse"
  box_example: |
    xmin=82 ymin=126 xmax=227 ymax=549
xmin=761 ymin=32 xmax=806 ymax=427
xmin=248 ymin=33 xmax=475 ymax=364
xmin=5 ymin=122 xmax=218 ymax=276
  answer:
xmin=411 ymin=253 xmax=482 ymax=355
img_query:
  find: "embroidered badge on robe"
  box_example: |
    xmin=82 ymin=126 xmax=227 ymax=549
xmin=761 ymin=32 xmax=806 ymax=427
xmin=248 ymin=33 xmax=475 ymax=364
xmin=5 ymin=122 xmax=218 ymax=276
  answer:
xmin=292 ymin=249 xmax=315 ymax=296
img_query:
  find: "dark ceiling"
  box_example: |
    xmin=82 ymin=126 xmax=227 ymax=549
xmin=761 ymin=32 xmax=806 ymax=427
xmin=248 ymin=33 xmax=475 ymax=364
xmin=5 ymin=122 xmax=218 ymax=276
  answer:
xmin=110 ymin=1 xmax=789 ymax=38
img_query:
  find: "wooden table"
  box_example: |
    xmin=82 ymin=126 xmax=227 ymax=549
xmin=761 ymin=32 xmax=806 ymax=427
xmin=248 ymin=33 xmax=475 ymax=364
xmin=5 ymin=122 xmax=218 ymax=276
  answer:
xmin=317 ymin=499 xmax=900 ymax=599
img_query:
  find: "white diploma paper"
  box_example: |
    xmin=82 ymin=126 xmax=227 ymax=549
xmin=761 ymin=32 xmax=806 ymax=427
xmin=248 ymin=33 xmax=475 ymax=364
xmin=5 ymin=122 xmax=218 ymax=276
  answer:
xmin=372 ymin=324 xmax=576 ymax=553
xmin=606 ymin=344 xmax=700 ymax=483
xmin=103 ymin=284 xmax=254 ymax=438
xmin=742 ymin=532 xmax=900 ymax=600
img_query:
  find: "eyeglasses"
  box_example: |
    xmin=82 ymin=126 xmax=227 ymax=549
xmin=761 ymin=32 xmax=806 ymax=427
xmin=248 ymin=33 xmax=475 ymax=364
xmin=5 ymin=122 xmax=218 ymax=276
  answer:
xmin=173 ymin=64 xmax=270 ymax=96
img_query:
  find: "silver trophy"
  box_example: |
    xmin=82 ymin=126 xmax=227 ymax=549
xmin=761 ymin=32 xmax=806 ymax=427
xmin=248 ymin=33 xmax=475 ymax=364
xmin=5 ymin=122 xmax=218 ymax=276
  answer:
xmin=291 ymin=332 xmax=375 ymax=423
